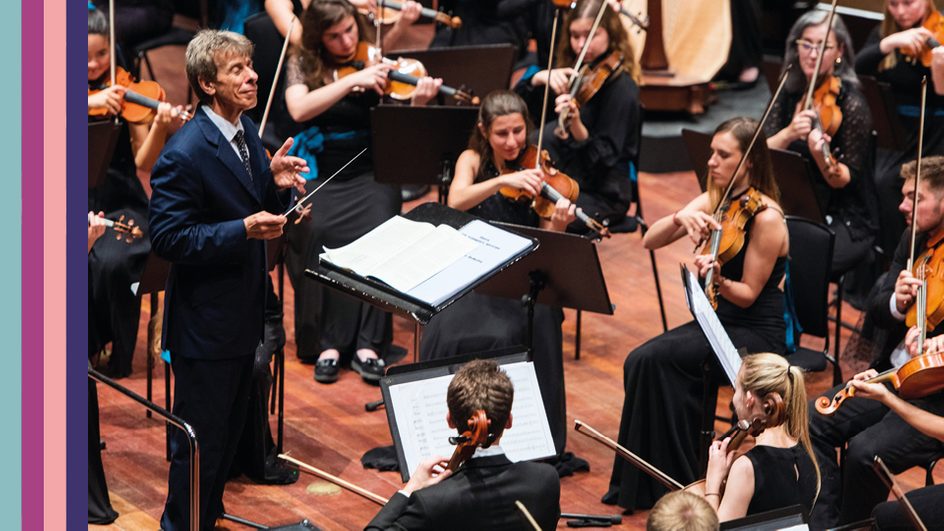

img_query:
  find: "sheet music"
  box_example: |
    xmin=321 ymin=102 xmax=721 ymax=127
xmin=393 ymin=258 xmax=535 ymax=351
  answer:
xmin=407 ymin=220 xmax=534 ymax=306
xmin=683 ymin=267 xmax=742 ymax=384
xmin=386 ymin=361 xmax=556 ymax=480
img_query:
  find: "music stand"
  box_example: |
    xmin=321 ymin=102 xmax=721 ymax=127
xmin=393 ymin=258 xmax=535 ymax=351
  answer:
xmin=386 ymin=44 xmax=517 ymax=106
xmin=305 ymin=202 xmax=538 ymax=360
xmin=371 ymin=105 xmax=478 ymax=202
xmin=475 ymin=224 xmax=614 ymax=352
xmin=719 ymin=504 xmax=808 ymax=530
xmin=681 ymin=128 xmax=825 ymax=222
xmin=860 ymin=75 xmax=906 ymax=151
xmin=88 ymin=120 xmax=122 ymax=188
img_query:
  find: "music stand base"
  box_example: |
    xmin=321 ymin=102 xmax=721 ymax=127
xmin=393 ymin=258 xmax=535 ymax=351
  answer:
xmin=221 ymin=512 xmax=320 ymax=530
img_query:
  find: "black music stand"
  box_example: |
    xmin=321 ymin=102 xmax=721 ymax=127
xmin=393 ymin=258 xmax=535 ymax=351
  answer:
xmin=305 ymin=201 xmax=538 ymax=364
xmin=860 ymin=75 xmax=906 ymax=151
xmin=475 ymin=224 xmax=614 ymax=352
xmin=137 ymin=252 xmax=172 ymax=458
xmin=385 ymin=44 xmax=517 ymax=106
xmin=681 ymin=128 xmax=825 ymax=221
xmin=88 ymin=120 xmax=122 ymax=188
xmin=371 ymin=105 xmax=478 ymax=202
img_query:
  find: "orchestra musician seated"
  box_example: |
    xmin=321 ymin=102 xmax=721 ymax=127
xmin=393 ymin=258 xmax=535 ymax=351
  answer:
xmin=364 ymin=359 xmax=560 ymax=530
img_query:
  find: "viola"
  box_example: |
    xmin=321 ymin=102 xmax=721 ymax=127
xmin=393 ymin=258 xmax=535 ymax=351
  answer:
xmin=359 ymin=0 xmax=461 ymax=29
xmin=901 ymin=9 xmax=944 ymax=67
xmin=811 ymin=75 xmax=842 ymax=138
xmin=102 ymin=214 xmax=143 ymax=243
xmin=905 ymin=229 xmax=944 ymax=333
xmin=446 ymin=410 xmax=491 ymax=471
xmin=88 ymin=66 xmax=191 ymax=124
xmin=555 ymin=50 xmax=624 ymax=139
xmin=701 ymin=187 xmax=767 ymax=309
xmin=498 ymin=145 xmax=611 ymax=238
xmin=815 ymin=352 xmax=944 ymax=416
xmin=333 ymin=42 xmax=479 ymax=104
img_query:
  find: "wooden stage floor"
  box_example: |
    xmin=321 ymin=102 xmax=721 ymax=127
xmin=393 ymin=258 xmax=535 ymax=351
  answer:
xmin=91 ymin=171 xmax=940 ymax=530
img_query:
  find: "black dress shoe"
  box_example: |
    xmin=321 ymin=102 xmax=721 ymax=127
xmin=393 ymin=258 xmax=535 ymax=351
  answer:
xmin=351 ymin=356 xmax=385 ymax=383
xmin=314 ymin=358 xmax=339 ymax=383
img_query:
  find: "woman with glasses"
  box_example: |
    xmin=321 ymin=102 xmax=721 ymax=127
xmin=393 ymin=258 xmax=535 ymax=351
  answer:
xmin=765 ymin=11 xmax=875 ymax=276
xmin=856 ymin=0 xmax=944 ymax=257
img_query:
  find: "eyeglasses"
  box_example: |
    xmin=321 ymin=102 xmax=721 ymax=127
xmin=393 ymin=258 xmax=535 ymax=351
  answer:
xmin=795 ymin=39 xmax=837 ymax=54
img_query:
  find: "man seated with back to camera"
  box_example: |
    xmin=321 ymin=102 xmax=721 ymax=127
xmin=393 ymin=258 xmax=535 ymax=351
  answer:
xmin=365 ymin=359 xmax=561 ymax=530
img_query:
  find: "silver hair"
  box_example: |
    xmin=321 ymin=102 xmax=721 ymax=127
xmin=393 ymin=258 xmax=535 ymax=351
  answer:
xmin=185 ymin=29 xmax=254 ymax=105
xmin=781 ymin=10 xmax=859 ymax=94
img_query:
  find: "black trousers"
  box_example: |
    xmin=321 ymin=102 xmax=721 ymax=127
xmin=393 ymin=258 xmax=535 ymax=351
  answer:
xmin=161 ymin=354 xmax=254 ymax=531
xmin=873 ymin=483 xmax=944 ymax=530
xmin=809 ymin=386 xmax=944 ymax=527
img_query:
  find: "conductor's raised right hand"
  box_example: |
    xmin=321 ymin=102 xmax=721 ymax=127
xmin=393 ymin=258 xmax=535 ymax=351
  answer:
xmin=500 ymin=168 xmax=544 ymax=197
xmin=244 ymin=211 xmax=288 ymax=240
xmin=674 ymin=208 xmax=721 ymax=244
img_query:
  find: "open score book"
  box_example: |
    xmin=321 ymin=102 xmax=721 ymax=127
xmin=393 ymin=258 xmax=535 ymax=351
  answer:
xmin=320 ymin=215 xmax=534 ymax=307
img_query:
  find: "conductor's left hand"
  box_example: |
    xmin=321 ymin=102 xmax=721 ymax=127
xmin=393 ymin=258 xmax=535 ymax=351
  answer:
xmin=271 ymin=137 xmax=308 ymax=195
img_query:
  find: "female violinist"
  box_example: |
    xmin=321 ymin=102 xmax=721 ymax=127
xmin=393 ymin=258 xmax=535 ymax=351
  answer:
xmin=282 ymin=0 xmax=440 ymax=384
xmin=848 ymin=361 xmax=944 ymax=529
xmin=765 ymin=11 xmax=876 ymax=277
xmin=702 ymin=353 xmax=819 ymax=521
xmin=604 ymin=117 xmax=788 ymax=512
xmin=856 ymin=0 xmax=944 ymax=257
xmin=87 ymin=5 xmax=182 ymax=377
xmin=420 ymin=90 xmax=579 ymax=462
xmin=265 ymin=0 xmax=424 ymax=49
xmin=809 ymin=156 xmax=944 ymax=528
xmin=517 ymin=0 xmax=641 ymax=232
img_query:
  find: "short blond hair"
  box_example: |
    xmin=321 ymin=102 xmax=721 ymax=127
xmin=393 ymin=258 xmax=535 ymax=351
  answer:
xmin=647 ymin=491 xmax=719 ymax=531
xmin=185 ymin=29 xmax=254 ymax=105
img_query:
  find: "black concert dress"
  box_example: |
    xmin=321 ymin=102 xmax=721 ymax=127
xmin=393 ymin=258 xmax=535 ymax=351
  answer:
xmin=605 ymin=218 xmax=786 ymax=511
xmin=763 ymin=78 xmax=876 ymax=274
xmin=855 ymin=23 xmax=944 ymax=256
xmin=88 ymin=117 xmax=151 ymax=377
xmin=743 ymin=444 xmax=818 ymax=516
xmin=418 ymin=161 xmax=569 ymax=456
xmin=283 ymin=55 xmax=401 ymax=361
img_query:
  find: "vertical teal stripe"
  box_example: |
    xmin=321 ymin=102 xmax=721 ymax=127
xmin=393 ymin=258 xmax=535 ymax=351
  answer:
xmin=3 ymin=0 xmax=22 ymax=524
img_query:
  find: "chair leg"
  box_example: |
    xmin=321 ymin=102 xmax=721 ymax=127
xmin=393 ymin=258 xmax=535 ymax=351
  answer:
xmin=833 ymin=275 xmax=845 ymax=386
xmin=927 ymin=458 xmax=939 ymax=487
xmin=575 ymin=310 xmax=582 ymax=360
xmin=640 ymin=220 xmax=668 ymax=333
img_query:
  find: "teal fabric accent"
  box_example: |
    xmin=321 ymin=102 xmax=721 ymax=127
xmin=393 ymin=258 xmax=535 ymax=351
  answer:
xmin=783 ymin=260 xmax=803 ymax=353
xmin=520 ymin=64 xmax=541 ymax=84
xmin=629 ymin=160 xmax=638 ymax=183
xmin=162 ymin=350 xmax=171 ymax=363
xmin=288 ymin=127 xmax=368 ymax=181
xmin=898 ymin=104 xmax=944 ymax=118
xmin=88 ymin=1 xmax=96 ymax=10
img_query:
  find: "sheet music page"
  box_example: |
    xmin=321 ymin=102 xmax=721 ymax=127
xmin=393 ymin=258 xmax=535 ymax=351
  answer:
xmin=321 ymin=216 xmax=436 ymax=276
xmin=367 ymin=224 xmax=478 ymax=293
xmin=407 ymin=220 xmax=534 ymax=306
xmin=386 ymin=361 xmax=556 ymax=479
xmin=683 ymin=267 xmax=742 ymax=384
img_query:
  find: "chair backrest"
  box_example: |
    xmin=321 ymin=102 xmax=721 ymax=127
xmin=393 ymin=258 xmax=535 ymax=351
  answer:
xmin=786 ymin=216 xmax=834 ymax=339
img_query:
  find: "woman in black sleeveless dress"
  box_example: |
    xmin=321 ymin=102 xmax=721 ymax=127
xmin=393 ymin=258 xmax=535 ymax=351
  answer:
xmin=605 ymin=117 xmax=789 ymax=511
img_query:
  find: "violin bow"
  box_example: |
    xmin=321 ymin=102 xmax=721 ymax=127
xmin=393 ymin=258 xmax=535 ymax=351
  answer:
xmin=515 ymin=500 xmax=543 ymax=531
xmin=109 ymin=0 xmax=116 ymax=87
xmin=279 ymin=452 xmax=389 ymax=506
xmin=801 ymin=0 xmax=840 ymax=168
xmin=258 ymin=16 xmax=295 ymax=139
xmin=574 ymin=420 xmax=685 ymax=491
xmin=533 ymin=0 xmax=569 ymax=162
xmin=872 ymin=456 xmax=929 ymax=531
xmin=283 ymin=147 xmax=368 ymax=217
xmin=909 ymin=77 xmax=929 ymax=354
xmin=699 ymin=64 xmax=792 ymax=290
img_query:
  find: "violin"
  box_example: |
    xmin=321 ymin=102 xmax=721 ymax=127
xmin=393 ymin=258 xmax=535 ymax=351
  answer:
xmin=99 ymin=214 xmax=143 ymax=243
xmin=901 ymin=9 xmax=944 ymax=68
xmin=815 ymin=352 xmax=944 ymax=416
xmin=498 ymin=145 xmax=611 ymax=238
xmin=702 ymin=187 xmax=767 ymax=309
xmin=88 ymin=66 xmax=191 ymax=124
xmin=555 ymin=50 xmax=624 ymax=140
xmin=360 ymin=0 xmax=461 ymax=29
xmin=332 ymin=42 xmax=478 ymax=104
xmin=447 ymin=410 xmax=492 ymax=471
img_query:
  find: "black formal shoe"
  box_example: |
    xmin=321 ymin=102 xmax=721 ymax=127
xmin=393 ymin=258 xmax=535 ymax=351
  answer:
xmin=259 ymin=455 xmax=299 ymax=485
xmin=351 ymin=356 xmax=385 ymax=383
xmin=314 ymin=358 xmax=339 ymax=383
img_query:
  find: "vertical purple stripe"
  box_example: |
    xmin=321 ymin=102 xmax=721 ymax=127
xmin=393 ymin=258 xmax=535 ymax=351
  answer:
xmin=21 ymin=0 xmax=42 ymax=527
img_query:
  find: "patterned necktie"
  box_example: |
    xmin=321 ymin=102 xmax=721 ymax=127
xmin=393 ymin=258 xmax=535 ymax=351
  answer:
xmin=234 ymin=130 xmax=252 ymax=181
